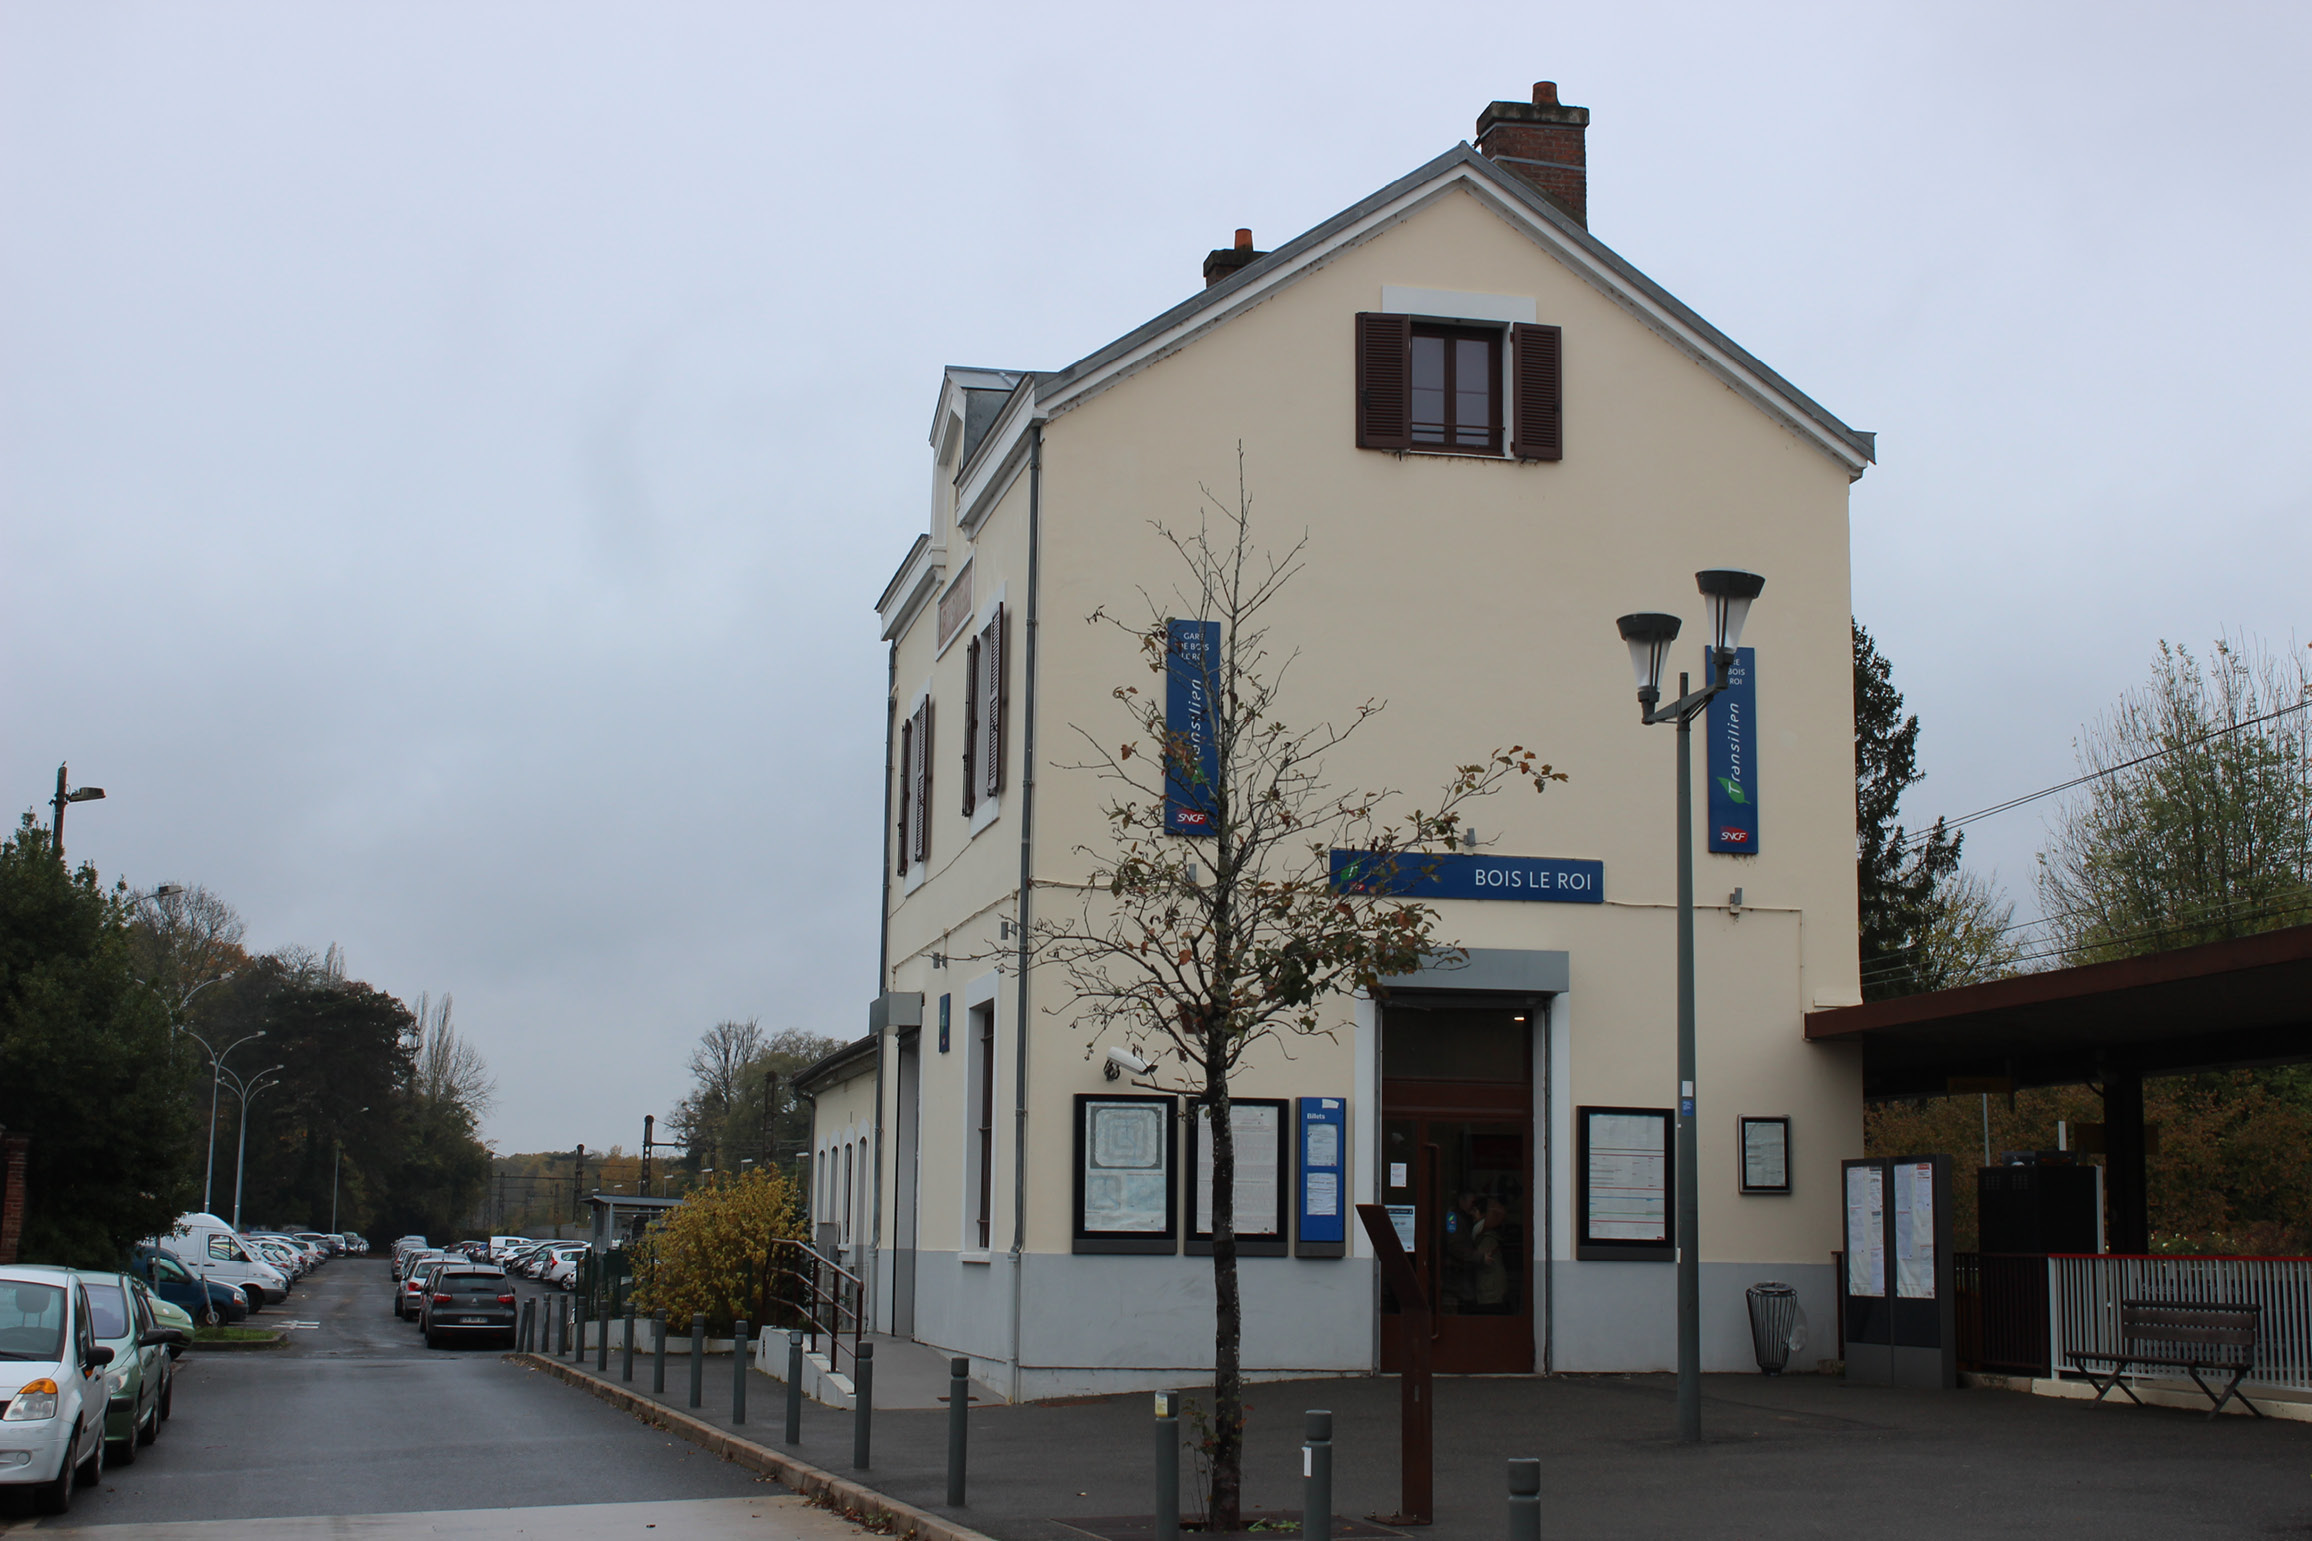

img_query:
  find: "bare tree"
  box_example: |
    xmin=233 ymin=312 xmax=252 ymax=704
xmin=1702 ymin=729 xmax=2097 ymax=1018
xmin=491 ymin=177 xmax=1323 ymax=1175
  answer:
xmin=1032 ymin=465 xmax=1561 ymax=1528
xmin=128 ymin=882 xmax=249 ymax=1023
xmin=410 ymin=991 xmax=496 ymax=1126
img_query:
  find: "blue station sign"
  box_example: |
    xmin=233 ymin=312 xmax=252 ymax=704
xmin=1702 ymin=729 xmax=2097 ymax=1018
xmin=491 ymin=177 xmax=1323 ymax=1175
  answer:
xmin=1329 ymin=849 xmax=1604 ymax=904
xmin=1706 ymin=645 xmax=1759 ymax=855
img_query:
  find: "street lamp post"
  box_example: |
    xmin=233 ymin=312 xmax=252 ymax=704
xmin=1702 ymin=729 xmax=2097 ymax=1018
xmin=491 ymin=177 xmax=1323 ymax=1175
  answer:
xmin=185 ymin=1029 xmax=267 ymax=1215
xmin=49 ymin=764 xmax=105 ymax=864
xmin=1615 ymin=568 xmax=1765 ymax=1447
xmin=226 ymin=1063 xmax=289 ymax=1231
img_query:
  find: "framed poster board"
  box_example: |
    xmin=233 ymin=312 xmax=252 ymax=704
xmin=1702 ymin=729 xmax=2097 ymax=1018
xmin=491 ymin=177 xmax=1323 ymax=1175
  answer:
xmin=1295 ymin=1096 xmax=1346 ymax=1258
xmin=1188 ymin=1099 xmax=1289 ymax=1256
xmin=1576 ymin=1106 xmax=1673 ymax=1262
xmin=1073 ymin=1095 xmax=1177 ymax=1254
xmin=1738 ymin=1116 xmax=1791 ymax=1195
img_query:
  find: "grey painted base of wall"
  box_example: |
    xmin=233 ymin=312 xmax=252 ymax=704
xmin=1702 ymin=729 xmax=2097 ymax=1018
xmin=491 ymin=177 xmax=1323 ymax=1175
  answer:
xmin=1548 ymin=1260 xmax=1838 ymax=1375
xmin=892 ymin=1250 xmax=1839 ymax=1398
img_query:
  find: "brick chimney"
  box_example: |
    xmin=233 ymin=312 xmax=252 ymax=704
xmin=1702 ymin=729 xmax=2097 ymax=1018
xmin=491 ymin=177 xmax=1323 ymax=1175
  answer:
xmin=1476 ymin=82 xmax=1590 ymax=227
xmin=1203 ymin=227 xmax=1267 ymax=288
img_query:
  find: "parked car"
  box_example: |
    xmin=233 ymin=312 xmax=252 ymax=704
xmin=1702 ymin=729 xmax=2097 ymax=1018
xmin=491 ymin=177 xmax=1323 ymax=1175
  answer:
xmin=294 ymin=1232 xmax=340 ymax=1256
xmin=393 ymin=1257 xmax=452 ymax=1320
xmin=152 ymin=1214 xmax=288 ymax=1311
xmin=128 ymin=1245 xmax=247 ymax=1327
xmin=246 ymin=1238 xmax=306 ymax=1281
xmin=488 ymin=1235 xmax=537 ymax=1264
xmin=74 ymin=1270 xmax=180 ymax=1466
xmin=542 ymin=1244 xmax=590 ymax=1290
xmin=0 ymin=1265 xmax=115 ymax=1516
xmin=135 ymin=1284 xmax=195 ymax=1361
xmin=417 ymin=1264 xmax=516 ymax=1349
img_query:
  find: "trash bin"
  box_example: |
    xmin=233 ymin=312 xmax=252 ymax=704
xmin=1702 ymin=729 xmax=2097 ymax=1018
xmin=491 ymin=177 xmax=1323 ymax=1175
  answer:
xmin=1745 ymin=1281 xmax=1803 ymax=1374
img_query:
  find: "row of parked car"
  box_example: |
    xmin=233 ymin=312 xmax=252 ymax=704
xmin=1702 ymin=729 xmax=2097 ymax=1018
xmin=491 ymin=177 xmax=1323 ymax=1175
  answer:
xmin=128 ymin=1214 xmax=365 ymax=1326
xmin=384 ymin=1235 xmax=587 ymax=1349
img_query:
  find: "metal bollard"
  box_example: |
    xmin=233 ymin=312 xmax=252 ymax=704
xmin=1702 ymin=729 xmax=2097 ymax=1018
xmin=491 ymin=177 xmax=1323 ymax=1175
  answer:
xmin=518 ymin=1298 xmax=532 ymax=1352
xmin=946 ymin=1356 xmax=969 ymax=1506
xmin=1303 ymin=1411 xmax=1333 ymax=1541
xmin=623 ymin=1307 xmax=635 ymax=1382
xmin=785 ymin=1331 xmax=803 ymax=1444
xmin=652 ymin=1309 xmax=667 ymax=1394
xmin=689 ymin=1314 xmax=705 ymax=1408
xmin=853 ymin=1341 xmax=874 ymax=1470
xmin=1507 ymin=1458 xmax=1540 ymax=1541
xmin=733 ymin=1318 xmax=749 ymax=1425
xmin=1154 ymin=1390 xmax=1180 ymax=1541
xmin=597 ymin=1295 xmax=610 ymax=1372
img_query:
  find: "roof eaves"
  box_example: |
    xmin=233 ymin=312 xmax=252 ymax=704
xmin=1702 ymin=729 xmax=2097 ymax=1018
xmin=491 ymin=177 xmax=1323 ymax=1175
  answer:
xmin=794 ymin=1034 xmax=878 ymax=1095
xmin=875 ymin=532 xmax=932 ymax=615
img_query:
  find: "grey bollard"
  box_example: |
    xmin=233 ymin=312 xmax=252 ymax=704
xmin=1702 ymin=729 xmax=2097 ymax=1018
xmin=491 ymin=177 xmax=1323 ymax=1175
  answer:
xmin=652 ymin=1309 xmax=667 ymax=1394
xmin=946 ymin=1356 xmax=969 ymax=1506
xmin=853 ymin=1341 xmax=874 ymax=1470
xmin=1507 ymin=1458 xmax=1540 ymax=1541
xmin=1154 ymin=1390 xmax=1181 ymax=1541
xmin=598 ymin=1295 xmax=610 ymax=1371
xmin=518 ymin=1298 xmax=532 ymax=1352
xmin=689 ymin=1314 xmax=705 ymax=1408
xmin=1304 ymin=1410 xmax=1333 ymax=1541
xmin=785 ymin=1331 xmax=804 ymax=1444
xmin=623 ymin=1307 xmax=636 ymax=1382
xmin=733 ymin=1318 xmax=749 ymax=1424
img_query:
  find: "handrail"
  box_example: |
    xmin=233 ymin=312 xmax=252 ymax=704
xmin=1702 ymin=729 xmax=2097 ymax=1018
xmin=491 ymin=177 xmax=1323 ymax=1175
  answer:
xmin=759 ymin=1238 xmax=867 ymax=1376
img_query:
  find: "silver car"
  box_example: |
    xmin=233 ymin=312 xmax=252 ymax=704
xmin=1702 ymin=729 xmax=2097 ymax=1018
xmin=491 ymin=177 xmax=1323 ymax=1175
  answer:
xmin=0 ymin=1266 xmax=114 ymax=1516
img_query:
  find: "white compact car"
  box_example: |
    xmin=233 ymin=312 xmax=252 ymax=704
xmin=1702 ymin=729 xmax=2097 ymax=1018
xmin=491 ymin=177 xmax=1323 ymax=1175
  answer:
xmin=0 ymin=1265 xmax=115 ymax=1516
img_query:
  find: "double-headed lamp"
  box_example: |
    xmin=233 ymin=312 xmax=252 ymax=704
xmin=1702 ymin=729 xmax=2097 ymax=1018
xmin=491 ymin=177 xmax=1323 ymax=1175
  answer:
xmin=1617 ymin=612 xmax=1683 ymax=700
xmin=1695 ymin=569 xmax=1766 ymax=658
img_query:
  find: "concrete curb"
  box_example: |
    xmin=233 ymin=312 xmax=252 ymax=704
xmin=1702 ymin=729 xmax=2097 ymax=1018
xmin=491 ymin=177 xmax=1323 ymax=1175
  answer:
xmin=511 ymin=1352 xmax=1000 ymax=1541
xmin=190 ymin=1330 xmax=288 ymax=1351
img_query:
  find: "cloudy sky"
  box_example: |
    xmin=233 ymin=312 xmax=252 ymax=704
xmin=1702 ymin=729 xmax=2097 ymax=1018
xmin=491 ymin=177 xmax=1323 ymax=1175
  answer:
xmin=6 ymin=2 xmax=2306 ymax=1153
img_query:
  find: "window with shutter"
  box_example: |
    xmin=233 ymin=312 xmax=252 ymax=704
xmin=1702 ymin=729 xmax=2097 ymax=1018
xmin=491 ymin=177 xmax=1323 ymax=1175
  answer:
xmin=1354 ymin=312 xmax=1412 ymax=450
xmin=910 ymin=701 xmax=933 ymax=866
xmin=896 ymin=713 xmax=914 ymax=875
xmin=962 ymin=637 xmax=980 ymax=817
xmin=980 ymin=604 xmax=1006 ymax=801
xmin=1509 ymin=323 xmax=1563 ymax=461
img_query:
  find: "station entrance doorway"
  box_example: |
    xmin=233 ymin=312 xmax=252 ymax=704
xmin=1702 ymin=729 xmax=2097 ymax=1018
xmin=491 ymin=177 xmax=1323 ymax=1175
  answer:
xmin=1379 ymin=1003 xmax=1536 ymax=1373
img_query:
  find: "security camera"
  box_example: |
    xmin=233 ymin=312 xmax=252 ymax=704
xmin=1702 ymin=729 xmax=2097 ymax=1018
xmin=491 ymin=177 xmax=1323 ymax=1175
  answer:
xmin=1104 ymin=1045 xmax=1150 ymax=1081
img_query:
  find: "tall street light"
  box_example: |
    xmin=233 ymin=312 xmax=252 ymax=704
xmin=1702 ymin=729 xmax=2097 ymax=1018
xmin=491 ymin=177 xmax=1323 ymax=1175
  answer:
xmin=50 ymin=764 xmax=105 ymax=864
xmin=226 ymin=1063 xmax=289 ymax=1231
xmin=1615 ymin=567 xmax=1765 ymax=1447
xmin=185 ymin=1028 xmax=266 ymax=1214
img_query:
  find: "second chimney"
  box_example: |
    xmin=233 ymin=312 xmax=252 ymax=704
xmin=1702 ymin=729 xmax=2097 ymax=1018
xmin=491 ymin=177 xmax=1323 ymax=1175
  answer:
xmin=1476 ymin=82 xmax=1590 ymax=228
xmin=1203 ymin=227 xmax=1266 ymax=289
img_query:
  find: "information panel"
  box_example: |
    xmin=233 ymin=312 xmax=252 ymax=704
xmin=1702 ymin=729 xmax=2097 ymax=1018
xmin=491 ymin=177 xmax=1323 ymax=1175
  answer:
xmin=1296 ymin=1097 xmax=1346 ymax=1257
xmin=1739 ymin=1115 xmax=1791 ymax=1195
xmin=1189 ymin=1099 xmax=1289 ymax=1256
xmin=1706 ymin=645 xmax=1759 ymax=854
xmin=1072 ymin=1095 xmax=1177 ymax=1254
xmin=1841 ymin=1154 xmax=1955 ymax=1388
xmin=1576 ymin=1106 xmax=1673 ymax=1262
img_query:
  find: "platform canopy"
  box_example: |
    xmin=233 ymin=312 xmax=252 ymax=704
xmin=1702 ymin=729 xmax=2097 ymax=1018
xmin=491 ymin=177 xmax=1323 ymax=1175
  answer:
xmin=1806 ymin=922 xmax=2312 ymax=1252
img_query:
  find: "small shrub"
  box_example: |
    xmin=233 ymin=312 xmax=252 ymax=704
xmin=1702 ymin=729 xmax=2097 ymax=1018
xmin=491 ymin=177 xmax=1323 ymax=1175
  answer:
xmin=629 ymin=1167 xmax=807 ymax=1334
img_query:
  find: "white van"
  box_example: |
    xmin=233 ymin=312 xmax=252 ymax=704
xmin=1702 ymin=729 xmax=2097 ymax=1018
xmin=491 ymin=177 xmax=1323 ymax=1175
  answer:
xmin=153 ymin=1214 xmax=288 ymax=1311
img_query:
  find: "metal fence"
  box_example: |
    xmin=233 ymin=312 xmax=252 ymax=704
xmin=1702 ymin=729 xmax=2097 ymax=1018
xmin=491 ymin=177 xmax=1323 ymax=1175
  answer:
xmin=2051 ymin=1254 xmax=2312 ymax=1392
xmin=1955 ymin=1253 xmax=2052 ymax=1377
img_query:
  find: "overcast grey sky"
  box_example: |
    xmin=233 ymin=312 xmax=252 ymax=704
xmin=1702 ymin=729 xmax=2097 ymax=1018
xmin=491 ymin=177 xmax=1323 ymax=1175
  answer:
xmin=6 ymin=2 xmax=2307 ymax=1153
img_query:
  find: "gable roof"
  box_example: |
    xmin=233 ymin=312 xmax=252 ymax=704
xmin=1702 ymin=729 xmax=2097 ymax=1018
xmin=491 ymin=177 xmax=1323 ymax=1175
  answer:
xmin=952 ymin=143 xmax=1875 ymax=494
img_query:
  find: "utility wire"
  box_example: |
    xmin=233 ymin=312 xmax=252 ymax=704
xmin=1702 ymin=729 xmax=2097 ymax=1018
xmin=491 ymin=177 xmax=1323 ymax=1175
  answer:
xmin=1896 ymin=695 xmax=2312 ymax=850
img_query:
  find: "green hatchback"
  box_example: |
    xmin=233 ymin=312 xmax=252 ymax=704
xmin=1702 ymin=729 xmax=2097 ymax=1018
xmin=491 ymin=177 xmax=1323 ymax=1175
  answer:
xmin=74 ymin=1270 xmax=183 ymax=1463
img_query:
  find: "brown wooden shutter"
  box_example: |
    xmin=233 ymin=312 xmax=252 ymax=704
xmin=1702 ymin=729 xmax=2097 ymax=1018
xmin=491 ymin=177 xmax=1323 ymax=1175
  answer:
xmin=1509 ymin=322 xmax=1563 ymax=462
xmin=1355 ymin=312 xmax=1411 ymax=450
xmin=895 ymin=713 xmax=913 ymax=874
xmin=912 ymin=700 xmax=933 ymax=865
xmin=982 ymin=604 xmax=1006 ymax=800
xmin=961 ymin=637 xmax=979 ymax=816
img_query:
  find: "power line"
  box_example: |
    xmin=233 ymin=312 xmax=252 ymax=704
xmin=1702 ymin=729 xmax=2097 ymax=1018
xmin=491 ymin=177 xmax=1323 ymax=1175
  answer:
xmin=1897 ymin=695 xmax=2312 ymax=850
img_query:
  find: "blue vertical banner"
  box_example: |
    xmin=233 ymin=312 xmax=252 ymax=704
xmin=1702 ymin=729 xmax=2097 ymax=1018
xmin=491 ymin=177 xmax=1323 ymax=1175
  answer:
xmin=1165 ymin=619 xmax=1221 ymax=835
xmin=1706 ymin=645 xmax=1759 ymax=854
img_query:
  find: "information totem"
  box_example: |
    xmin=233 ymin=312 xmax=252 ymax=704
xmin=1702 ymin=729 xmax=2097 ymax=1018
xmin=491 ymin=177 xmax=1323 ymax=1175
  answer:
xmin=1841 ymin=1154 xmax=1956 ymax=1388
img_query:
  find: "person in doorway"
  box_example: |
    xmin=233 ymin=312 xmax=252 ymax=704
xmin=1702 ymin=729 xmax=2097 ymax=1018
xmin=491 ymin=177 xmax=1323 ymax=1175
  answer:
xmin=1469 ymin=1198 xmax=1512 ymax=1310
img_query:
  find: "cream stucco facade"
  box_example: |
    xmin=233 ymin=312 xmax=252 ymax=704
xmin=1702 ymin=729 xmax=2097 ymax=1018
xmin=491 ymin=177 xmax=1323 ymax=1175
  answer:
xmin=804 ymin=135 xmax=1873 ymax=1401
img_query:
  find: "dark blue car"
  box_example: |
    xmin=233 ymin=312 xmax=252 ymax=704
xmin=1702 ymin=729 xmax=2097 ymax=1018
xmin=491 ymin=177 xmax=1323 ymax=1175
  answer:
xmin=130 ymin=1244 xmax=248 ymax=1326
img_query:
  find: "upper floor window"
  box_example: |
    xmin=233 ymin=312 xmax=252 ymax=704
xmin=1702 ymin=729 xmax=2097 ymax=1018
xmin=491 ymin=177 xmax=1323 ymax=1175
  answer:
xmin=962 ymin=604 xmax=1007 ymax=817
xmin=1355 ymin=312 xmax=1562 ymax=461
xmin=1411 ymin=324 xmax=1500 ymax=453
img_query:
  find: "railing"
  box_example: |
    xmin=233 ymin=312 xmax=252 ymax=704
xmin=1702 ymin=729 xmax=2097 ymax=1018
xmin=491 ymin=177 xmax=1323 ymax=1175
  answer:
xmin=757 ymin=1238 xmax=866 ymax=1376
xmin=2051 ymin=1254 xmax=2312 ymax=1393
xmin=1955 ymin=1253 xmax=2052 ymax=1377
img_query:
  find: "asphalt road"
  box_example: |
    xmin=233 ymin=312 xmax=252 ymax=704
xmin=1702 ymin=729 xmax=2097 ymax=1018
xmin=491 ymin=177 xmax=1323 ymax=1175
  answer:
xmin=0 ymin=1257 xmax=830 ymax=1537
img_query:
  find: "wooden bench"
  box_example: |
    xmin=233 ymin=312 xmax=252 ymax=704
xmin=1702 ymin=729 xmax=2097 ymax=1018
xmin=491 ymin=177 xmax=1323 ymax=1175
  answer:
xmin=2066 ymin=1300 xmax=2263 ymax=1419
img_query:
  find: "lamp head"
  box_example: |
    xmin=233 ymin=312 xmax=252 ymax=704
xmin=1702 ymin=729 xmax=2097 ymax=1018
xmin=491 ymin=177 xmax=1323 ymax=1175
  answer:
xmin=1616 ymin=612 xmax=1683 ymax=708
xmin=64 ymin=787 xmax=105 ymax=804
xmin=1695 ymin=569 xmax=1765 ymax=661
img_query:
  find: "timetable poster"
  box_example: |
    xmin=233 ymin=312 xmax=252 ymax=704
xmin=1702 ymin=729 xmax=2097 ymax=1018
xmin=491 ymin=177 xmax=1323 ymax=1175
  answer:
xmin=1192 ymin=1102 xmax=1284 ymax=1240
xmin=1585 ymin=1109 xmax=1668 ymax=1242
xmin=1845 ymin=1163 xmax=1886 ymax=1297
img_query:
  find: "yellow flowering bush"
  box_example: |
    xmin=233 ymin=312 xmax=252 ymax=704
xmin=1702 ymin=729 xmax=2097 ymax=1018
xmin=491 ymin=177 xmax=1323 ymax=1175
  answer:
xmin=630 ymin=1168 xmax=808 ymax=1334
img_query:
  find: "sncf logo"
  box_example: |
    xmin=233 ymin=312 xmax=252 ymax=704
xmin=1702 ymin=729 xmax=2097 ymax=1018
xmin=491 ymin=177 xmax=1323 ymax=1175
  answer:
xmin=1718 ymin=827 xmax=1750 ymax=844
xmin=1174 ymin=810 xmax=1212 ymax=827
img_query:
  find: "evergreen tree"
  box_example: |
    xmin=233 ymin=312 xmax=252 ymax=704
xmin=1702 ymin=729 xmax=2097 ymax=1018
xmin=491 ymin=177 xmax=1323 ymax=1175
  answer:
xmin=1854 ymin=620 xmax=1965 ymax=999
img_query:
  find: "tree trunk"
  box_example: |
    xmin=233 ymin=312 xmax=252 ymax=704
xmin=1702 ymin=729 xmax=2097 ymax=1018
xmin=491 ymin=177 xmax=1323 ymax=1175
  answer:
xmin=1207 ymin=1038 xmax=1243 ymax=1532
